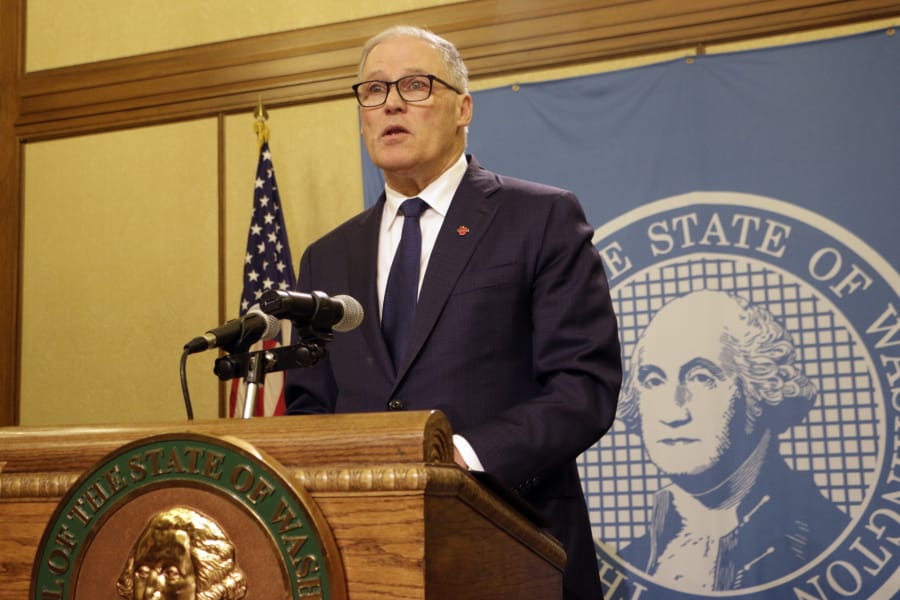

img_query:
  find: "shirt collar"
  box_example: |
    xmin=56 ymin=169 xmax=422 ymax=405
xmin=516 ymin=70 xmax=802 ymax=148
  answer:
xmin=384 ymin=153 xmax=468 ymax=226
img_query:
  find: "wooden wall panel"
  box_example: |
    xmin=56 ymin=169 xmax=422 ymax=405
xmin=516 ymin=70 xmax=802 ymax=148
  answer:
xmin=1 ymin=0 xmax=24 ymax=427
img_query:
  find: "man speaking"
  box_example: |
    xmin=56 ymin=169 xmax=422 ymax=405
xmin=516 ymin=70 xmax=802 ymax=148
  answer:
xmin=284 ymin=25 xmax=622 ymax=599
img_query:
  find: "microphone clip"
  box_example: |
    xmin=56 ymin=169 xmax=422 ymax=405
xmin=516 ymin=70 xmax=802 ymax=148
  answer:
xmin=213 ymin=341 xmax=329 ymax=382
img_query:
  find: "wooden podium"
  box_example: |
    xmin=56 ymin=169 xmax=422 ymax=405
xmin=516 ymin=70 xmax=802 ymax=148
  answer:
xmin=0 ymin=411 xmax=564 ymax=599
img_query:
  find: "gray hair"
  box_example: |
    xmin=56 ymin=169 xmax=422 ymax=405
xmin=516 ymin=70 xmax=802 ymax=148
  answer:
xmin=358 ymin=25 xmax=469 ymax=92
xmin=619 ymin=291 xmax=817 ymax=435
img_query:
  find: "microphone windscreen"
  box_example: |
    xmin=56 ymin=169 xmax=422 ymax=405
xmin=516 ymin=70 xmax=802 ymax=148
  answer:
xmin=333 ymin=295 xmax=364 ymax=332
xmin=247 ymin=304 xmax=281 ymax=340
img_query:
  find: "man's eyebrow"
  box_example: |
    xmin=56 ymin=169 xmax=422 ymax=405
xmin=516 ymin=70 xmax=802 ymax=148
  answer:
xmin=678 ymin=357 xmax=726 ymax=382
xmin=361 ymin=68 xmax=428 ymax=80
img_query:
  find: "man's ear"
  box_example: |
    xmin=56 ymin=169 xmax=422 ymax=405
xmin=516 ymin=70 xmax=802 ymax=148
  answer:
xmin=457 ymin=93 xmax=473 ymax=127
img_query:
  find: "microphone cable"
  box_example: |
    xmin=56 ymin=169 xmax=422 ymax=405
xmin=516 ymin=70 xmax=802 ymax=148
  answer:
xmin=180 ymin=347 xmax=195 ymax=420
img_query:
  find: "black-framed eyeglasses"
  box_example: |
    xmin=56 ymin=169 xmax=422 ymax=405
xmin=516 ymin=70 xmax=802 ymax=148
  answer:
xmin=352 ymin=74 xmax=463 ymax=107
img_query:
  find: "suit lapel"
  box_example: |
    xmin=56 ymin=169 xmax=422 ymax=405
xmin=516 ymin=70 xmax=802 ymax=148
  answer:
xmin=347 ymin=196 xmax=395 ymax=375
xmin=393 ymin=158 xmax=502 ymax=383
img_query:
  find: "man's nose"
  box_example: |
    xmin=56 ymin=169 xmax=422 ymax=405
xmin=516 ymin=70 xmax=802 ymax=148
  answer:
xmin=383 ymin=83 xmax=406 ymax=110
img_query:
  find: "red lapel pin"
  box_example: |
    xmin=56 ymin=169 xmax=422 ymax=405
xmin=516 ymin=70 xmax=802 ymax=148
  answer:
xmin=456 ymin=225 xmax=470 ymax=236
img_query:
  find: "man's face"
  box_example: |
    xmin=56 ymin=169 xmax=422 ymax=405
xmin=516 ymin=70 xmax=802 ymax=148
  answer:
xmin=132 ymin=527 xmax=197 ymax=600
xmin=358 ymin=36 xmax=472 ymax=194
xmin=633 ymin=297 xmax=746 ymax=478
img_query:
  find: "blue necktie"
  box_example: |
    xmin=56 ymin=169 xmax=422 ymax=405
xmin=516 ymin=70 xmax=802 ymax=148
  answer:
xmin=382 ymin=197 xmax=428 ymax=367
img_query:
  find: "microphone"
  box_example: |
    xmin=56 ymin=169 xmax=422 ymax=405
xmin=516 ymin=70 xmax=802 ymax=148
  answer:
xmin=184 ymin=305 xmax=280 ymax=355
xmin=259 ymin=289 xmax=364 ymax=333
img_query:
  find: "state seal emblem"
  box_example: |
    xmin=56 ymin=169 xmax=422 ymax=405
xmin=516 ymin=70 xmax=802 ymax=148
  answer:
xmin=582 ymin=192 xmax=899 ymax=599
xmin=31 ymin=432 xmax=346 ymax=599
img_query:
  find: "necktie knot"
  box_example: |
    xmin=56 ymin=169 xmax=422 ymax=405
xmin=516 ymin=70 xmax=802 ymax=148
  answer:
xmin=399 ymin=197 xmax=428 ymax=219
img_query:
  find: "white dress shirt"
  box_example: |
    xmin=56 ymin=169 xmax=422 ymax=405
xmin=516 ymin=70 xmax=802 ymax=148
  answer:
xmin=376 ymin=152 xmax=484 ymax=471
xmin=376 ymin=152 xmax=468 ymax=316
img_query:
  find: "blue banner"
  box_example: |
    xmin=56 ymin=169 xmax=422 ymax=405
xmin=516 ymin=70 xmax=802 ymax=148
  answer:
xmin=363 ymin=29 xmax=899 ymax=598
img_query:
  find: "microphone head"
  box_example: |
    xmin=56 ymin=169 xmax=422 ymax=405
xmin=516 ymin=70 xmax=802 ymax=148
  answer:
xmin=247 ymin=304 xmax=281 ymax=341
xmin=333 ymin=295 xmax=364 ymax=332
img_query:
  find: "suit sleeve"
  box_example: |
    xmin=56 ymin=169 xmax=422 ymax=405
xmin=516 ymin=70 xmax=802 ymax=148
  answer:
xmin=283 ymin=245 xmax=339 ymax=415
xmin=459 ymin=190 xmax=622 ymax=490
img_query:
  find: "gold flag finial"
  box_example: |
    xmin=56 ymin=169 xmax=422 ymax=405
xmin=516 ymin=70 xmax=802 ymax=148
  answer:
xmin=254 ymin=97 xmax=270 ymax=147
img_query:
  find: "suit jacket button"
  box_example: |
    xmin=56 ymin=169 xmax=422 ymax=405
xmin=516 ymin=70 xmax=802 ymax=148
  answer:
xmin=387 ymin=398 xmax=404 ymax=411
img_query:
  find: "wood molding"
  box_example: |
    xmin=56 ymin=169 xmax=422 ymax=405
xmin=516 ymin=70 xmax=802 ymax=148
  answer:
xmin=0 ymin=0 xmax=23 ymax=427
xmin=0 ymin=411 xmax=454 ymax=473
xmin=14 ymin=0 xmax=900 ymax=141
xmin=1 ymin=0 xmax=898 ymax=425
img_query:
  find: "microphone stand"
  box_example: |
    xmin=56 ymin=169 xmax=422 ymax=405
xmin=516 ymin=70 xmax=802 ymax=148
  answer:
xmin=241 ymin=350 xmax=270 ymax=419
xmin=214 ymin=340 xmax=329 ymax=418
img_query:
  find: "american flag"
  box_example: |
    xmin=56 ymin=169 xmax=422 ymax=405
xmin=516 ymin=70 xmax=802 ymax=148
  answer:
xmin=229 ymin=140 xmax=296 ymax=417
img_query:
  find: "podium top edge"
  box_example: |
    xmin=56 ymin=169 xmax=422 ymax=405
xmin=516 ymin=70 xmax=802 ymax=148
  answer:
xmin=0 ymin=410 xmax=454 ymax=472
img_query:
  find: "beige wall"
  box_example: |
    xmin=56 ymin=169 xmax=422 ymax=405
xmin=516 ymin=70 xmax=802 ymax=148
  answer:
xmin=21 ymin=120 xmax=221 ymax=423
xmin=25 ymin=0 xmax=466 ymax=71
xmin=20 ymin=2 xmax=388 ymax=425
xmin=17 ymin=3 xmax=897 ymax=426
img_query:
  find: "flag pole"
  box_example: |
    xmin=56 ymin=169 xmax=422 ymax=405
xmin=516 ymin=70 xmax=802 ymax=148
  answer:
xmin=254 ymin=97 xmax=269 ymax=148
xmin=234 ymin=97 xmax=270 ymax=418
xmin=229 ymin=98 xmax=297 ymax=417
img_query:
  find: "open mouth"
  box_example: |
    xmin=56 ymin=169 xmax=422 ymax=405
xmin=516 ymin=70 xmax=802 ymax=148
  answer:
xmin=382 ymin=125 xmax=410 ymax=138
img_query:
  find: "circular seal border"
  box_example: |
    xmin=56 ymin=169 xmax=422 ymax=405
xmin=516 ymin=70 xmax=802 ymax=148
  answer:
xmin=30 ymin=432 xmax=347 ymax=600
xmin=589 ymin=191 xmax=900 ymax=599
xmin=592 ymin=191 xmax=898 ymax=283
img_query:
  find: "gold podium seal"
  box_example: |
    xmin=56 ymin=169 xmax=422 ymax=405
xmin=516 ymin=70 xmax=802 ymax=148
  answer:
xmin=31 ymin=433 xmax=346 ymax=600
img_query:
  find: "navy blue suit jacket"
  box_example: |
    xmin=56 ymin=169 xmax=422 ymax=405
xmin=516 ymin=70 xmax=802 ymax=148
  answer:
xmin=286 ymin=156 xmax=621 ymax=599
